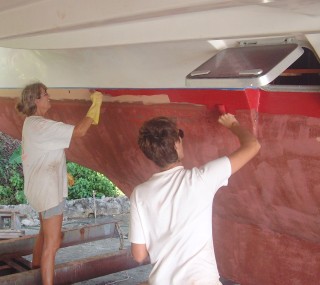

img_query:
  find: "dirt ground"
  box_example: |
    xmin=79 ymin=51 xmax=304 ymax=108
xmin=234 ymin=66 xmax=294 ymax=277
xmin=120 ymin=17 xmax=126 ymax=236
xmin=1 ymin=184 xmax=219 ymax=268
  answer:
xmin=23 ymin=213 xmax=152 ymax=285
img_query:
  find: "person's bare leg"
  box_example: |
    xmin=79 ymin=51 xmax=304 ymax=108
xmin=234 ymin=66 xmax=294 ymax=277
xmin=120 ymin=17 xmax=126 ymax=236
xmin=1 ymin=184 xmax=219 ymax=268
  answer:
xmin=41 ymin=214 xmax=63 ymax=285
xmin=32 ymin=214 xmax=44 ymax=268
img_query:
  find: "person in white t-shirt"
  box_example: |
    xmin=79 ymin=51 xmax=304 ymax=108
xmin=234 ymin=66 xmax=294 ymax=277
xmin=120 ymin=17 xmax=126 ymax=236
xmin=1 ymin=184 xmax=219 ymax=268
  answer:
xmin=130 ymin=115 xmax=260 ymax=285
xmin=16 ymin=82 xmax=103 ymax=285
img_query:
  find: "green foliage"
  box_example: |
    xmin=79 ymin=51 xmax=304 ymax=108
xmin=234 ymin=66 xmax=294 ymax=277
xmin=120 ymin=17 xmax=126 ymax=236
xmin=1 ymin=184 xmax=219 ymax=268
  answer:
xmin=67 ymin=162 xmax=122 ymax=200
xmin=10 ymin=171 xmax=27 ymax=204
xmin=0 ymin=185 xmax=16 ymax=205
xmin=0 ymin=142 xmax=26 ymax=205
xmin=15 ymin=190 xmax=27 ymax=204
xmin=9 ymin=145 xmax=22 ymax=164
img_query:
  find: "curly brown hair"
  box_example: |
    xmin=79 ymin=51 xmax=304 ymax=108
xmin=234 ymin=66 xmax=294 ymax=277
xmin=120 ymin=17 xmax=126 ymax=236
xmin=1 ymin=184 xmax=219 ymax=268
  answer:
xmin=138 ymin=117 xmax=181 ymax=168
xmin=16 ymin=82 xmax=47 ymax=116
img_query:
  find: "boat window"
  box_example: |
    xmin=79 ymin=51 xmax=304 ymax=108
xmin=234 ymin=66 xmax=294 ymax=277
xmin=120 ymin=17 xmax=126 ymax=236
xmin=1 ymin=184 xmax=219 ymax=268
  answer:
xmin=185 ymin=43 xmax=320 ymax=91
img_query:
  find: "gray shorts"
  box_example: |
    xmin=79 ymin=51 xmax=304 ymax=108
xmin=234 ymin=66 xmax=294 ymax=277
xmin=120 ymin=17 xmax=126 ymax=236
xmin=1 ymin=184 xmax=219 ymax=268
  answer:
xmin=41 ymin=199 xmax=66 ymax=219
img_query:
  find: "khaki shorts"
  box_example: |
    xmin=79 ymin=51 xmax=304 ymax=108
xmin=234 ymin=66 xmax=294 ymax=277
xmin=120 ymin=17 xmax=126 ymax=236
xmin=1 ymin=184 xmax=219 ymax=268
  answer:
xmin=41 ymin=199 xmax=65 ymax=219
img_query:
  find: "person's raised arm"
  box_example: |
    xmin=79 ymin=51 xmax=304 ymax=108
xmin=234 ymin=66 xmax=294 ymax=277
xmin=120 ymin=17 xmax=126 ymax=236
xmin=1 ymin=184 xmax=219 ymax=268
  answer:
xmin=218 ymin=113 xmax=260 ymax=175
xmin=72 ymin=90 xmax=103 ymax=139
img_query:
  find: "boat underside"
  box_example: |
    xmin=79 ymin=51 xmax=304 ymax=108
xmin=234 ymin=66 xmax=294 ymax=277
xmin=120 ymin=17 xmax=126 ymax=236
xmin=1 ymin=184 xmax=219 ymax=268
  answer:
xmin=0 ymin=87 xmax=319 ymax=284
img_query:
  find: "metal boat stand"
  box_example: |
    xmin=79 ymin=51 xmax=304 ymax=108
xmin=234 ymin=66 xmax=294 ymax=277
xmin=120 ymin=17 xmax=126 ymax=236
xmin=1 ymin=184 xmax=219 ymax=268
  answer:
xmin=0 ymin=210 xmax=26 ymax=239
xmin=0 ymin=217 xmax=147 ymax=284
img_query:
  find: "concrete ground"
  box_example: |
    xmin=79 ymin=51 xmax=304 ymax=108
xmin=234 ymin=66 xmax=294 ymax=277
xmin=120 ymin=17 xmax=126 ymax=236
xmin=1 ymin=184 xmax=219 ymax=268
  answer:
xmin=23 ymin=213 xmax=152 ymax=285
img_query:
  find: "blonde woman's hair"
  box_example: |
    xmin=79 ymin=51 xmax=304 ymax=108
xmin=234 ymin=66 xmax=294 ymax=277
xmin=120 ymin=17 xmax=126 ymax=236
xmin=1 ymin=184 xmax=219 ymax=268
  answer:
xmin=16 ymin=82 xmax=47 ymax=116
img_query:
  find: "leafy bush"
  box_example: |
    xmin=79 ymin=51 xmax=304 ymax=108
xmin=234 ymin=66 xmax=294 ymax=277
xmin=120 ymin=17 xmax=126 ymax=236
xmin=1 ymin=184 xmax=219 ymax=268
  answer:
xmin=67 ymin=162 xmax=122 ymax=199
xmin=0 ymin=185 xmax=17 ymax=205
xmin=0 ymin=142 xmax=26 ymax=205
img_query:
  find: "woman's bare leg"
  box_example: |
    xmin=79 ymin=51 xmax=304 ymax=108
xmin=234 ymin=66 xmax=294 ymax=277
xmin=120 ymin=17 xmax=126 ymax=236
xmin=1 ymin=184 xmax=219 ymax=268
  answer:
xmin=40 ymin=214 xmax=63 ymax=285
xmin=32 ymin=214 xmax=44 ymax=268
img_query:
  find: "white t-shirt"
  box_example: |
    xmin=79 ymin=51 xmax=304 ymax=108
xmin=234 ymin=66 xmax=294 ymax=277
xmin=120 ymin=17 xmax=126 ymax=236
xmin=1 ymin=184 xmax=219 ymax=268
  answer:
xmin=130 ymin=156 xmax=231 ymax=285
xmin=22 ymin=116 xmax=74 ymax=212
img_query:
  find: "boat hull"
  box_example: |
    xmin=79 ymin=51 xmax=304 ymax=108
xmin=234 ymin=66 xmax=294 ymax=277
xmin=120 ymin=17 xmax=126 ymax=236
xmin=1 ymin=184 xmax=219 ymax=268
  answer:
xmin=0 ymin=88 xmax=319 ymax=284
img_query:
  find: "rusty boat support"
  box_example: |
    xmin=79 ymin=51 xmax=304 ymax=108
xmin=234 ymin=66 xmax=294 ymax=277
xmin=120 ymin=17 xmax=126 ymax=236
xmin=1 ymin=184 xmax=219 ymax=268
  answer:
xmin=0 ymin=218 xmax=148 ymax=284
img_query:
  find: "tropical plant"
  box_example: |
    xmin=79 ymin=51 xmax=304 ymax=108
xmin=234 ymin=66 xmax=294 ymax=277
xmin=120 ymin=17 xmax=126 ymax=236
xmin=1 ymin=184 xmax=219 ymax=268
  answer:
xmin=67 ymin=162 xmax=122 ymax=199
xmin=0 ymin=143 xmax=26 ymax=204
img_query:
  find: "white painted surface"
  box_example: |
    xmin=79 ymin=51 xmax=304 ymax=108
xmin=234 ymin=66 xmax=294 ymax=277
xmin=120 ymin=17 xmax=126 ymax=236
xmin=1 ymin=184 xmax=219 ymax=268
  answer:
xmin=0 ymin=0 xmax=319 ymax=89
xmin=0 ymin=41 xmax=215 ymax=88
